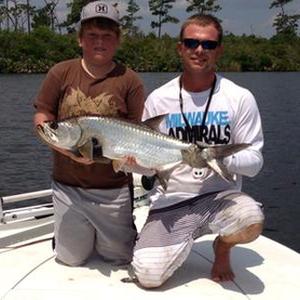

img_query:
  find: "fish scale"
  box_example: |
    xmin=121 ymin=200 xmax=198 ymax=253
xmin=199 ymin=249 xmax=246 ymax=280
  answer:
xmin=78 ymin=116 xmax=186 ymax=168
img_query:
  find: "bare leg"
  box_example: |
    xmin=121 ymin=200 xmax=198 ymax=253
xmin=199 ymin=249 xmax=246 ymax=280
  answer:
xmin=211 ymin=222 xmax=263 ymax=282
xmin=211 ymin=236 xmax=234 ymax=282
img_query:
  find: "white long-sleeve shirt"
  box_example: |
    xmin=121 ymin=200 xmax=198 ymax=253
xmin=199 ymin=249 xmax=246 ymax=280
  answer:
xmin=143 ymin=74 xmax=264 ymax=209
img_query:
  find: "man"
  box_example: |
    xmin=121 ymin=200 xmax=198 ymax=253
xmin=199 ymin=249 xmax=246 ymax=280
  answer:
xmin=132 ymin=14 xmax=264 ymax=288
xmin=34 ymin=1 xmax=144 ymax=266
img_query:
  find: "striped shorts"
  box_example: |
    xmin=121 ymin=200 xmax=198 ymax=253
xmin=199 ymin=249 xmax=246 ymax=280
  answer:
xmin=132 ymin=190 xmax=264 ymax=287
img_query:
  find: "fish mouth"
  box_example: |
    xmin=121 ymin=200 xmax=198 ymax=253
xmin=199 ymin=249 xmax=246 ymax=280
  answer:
xmin=36 ymin=123 xmax=59 ymax=144
xmin=36 ymin=124 xmax=46 ymax=138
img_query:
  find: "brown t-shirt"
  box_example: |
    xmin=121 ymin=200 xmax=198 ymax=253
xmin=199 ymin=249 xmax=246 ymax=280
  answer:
xmin=34 ymin=58 xmax=145 ymax=189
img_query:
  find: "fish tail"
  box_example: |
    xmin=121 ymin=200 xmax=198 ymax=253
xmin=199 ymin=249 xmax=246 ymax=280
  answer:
xmin=181 ymin=142 xmax=251 ymax=181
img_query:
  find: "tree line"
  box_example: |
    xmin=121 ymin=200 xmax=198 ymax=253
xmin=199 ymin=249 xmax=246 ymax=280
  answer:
xmin=0 ymin=0 xmax=299 ymax=73
xmin=1 ymin=1 xmax=299 ymax=36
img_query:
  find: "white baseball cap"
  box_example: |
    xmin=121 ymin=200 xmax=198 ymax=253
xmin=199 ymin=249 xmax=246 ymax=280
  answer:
xmin=80 ymin=1 xmax=120 ymax=25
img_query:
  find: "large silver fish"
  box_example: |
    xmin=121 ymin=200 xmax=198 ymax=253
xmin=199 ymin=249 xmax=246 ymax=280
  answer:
xmin=36 ymin=115 xmax=250 ymax=182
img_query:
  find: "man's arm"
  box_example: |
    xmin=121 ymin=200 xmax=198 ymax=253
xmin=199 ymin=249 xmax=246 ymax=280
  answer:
xmin=224 ymin=91 xmax=264 ymax=178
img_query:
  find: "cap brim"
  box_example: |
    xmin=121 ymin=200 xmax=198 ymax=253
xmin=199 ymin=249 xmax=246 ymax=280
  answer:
xmin=80 ymin=15 xmax=119 ymax=25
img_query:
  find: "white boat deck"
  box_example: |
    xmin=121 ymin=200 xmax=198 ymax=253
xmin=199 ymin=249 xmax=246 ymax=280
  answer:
xmin=1 ymin=206 xmax=300 ymax=299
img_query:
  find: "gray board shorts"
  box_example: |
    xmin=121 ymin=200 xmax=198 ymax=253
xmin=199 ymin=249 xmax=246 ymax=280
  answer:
xmin=52 ymin=181 xmax=137 ymax=266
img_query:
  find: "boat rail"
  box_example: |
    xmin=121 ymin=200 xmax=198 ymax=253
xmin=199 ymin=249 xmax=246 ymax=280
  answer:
xmin=0 ymin=189 xmax=53 ymax=224
xmin=0 ymin=179 xmax=149 ymax=224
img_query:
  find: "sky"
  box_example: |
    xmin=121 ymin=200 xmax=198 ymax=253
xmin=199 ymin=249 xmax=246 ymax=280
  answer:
xmin=10 ymin=0 xmax=300 ymax=38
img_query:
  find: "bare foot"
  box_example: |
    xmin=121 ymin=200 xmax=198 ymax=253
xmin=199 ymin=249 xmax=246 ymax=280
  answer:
xmin=211 ymin=236 xmax=235 ymax=282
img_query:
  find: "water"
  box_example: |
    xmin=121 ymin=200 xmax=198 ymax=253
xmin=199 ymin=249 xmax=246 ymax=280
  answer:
xmin=0 ymin=72 xmax=299 ymax=252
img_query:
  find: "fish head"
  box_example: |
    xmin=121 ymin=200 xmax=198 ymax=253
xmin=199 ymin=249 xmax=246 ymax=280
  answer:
xmin=37 ymin=119 xmax=82 ymax=150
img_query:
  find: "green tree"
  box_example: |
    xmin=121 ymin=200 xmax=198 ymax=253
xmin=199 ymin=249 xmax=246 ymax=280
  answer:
xmin=270 ymin=0 xmax=300 ymax=36
xmin=30 ymin=1 xmax=61 ymax=33
xmin=42 ymin=1 xmax=60 ymax=32
xmin=120 ymin=0 xmax=142 ymax=36
xmin=63 ymin=0 xmax=92 ymax=31
xmin=32 ymin=5 xmax=51 ymax=30
xmin=148 ymin=0 xmax=179 ymax=38
xmin=185 ymin=0 xmax=221 ymax=14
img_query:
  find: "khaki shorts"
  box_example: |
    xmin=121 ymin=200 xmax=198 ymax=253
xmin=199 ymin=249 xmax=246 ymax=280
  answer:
xmin=132 ymin=190 xmax=264 ymax=287
xmin=52 ymin=181 xmax=137 ymax=266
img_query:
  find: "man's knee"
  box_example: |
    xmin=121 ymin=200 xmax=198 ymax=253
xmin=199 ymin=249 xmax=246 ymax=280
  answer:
xmin=132 ymin=250 xmax=172 ymax=288
xmin=222 ymin=222 xmax=264 ymax=245
xmin=132 ymin=259 xmax=167 ymax=288
xmin=242 ymin=222 xmax=264 ymax=242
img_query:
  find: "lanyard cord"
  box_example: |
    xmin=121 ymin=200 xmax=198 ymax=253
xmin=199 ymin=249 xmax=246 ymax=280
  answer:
xmin=179 ymin=75 xmax=217 ymax=131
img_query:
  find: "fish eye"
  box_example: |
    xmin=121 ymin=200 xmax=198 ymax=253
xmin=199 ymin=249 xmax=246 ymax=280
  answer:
xmin=49 ymin=121 xmax=58 ymax=130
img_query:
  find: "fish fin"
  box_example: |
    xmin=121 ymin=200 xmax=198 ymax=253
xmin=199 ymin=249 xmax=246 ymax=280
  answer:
xmin=158 ymin=161 xmax=182 ymax=172
xmin=183 ymin=142 xmax=251 ymax=167
xmin=92 ymin=138 xmax=111 ymax=164
xmin=206 ymin=159 xmax=234 ymax=182
xmin=77 ymin=138 xmax=111 ymax=164
xmin=78 ymin=139 xmax=94 ymax=160
xmin=182 ymin=144 xmax=237 ymax=181
xmin=195 ymin=142 xmax=251 ymax=159
xmin=155 ymin=174 xmax=168 ymax=190
xmin=142 ymin=114 xmax=168 ymax=131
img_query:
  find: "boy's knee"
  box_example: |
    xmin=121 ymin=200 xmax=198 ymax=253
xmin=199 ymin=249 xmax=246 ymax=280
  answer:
xmin=54 ymin=243 xmax=91 ymax=267
xmin=55 ymin=256 xmax=87 ymax=267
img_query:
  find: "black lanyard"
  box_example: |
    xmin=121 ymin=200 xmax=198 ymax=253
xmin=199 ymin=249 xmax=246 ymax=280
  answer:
xmin=179 ymin=75 xmax=217 ymax=131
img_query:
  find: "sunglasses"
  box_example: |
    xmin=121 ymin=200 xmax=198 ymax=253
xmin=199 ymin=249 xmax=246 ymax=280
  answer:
xmin=182 ymin=38 xmax=219 ymax=50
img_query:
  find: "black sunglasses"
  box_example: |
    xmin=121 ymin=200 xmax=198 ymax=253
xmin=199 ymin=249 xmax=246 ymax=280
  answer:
xmin=182 ymin=38 xmax=219 ymax=50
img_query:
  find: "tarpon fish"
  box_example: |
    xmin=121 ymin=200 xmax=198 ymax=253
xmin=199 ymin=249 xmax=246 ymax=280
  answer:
xmin=36 ymin=115 xmax=250 ymax=182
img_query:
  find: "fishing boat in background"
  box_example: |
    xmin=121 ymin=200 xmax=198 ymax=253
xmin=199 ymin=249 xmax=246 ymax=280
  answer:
xmin=1 ymin=177 xmax=300 ymax=299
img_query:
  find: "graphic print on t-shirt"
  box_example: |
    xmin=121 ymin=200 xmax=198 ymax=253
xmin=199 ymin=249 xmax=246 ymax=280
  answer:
xmin=59 ymin=88 xmax=119 ymax=118
xmin=166 ymin=110 xmax=231 ymax=144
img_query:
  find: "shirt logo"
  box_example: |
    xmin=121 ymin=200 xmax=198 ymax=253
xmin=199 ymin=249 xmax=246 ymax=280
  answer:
xmin=95 ymin=3 xmax=108 ymax=14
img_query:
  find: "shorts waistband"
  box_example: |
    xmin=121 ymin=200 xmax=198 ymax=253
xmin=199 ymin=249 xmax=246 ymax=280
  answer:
xmin=149 ymin=190 xmax=222 ymax=215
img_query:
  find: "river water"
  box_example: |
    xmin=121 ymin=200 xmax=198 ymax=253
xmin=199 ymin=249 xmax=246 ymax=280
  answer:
xmin=0 ymin=72 xmax=299 ymax=252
